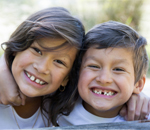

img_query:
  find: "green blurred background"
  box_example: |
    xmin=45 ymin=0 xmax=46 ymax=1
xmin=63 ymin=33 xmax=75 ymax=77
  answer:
xmin=0 ymin=0 xmax=150 ymax=77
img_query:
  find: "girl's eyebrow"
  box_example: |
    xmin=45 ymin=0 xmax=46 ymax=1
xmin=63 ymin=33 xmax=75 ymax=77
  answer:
xmin=33 ymin=40 xmax=73 ymax=63
xmin=83 ymin=56 xmax=98 ymax=62
xmin=55 ymin=53 xmax=73 ymax=62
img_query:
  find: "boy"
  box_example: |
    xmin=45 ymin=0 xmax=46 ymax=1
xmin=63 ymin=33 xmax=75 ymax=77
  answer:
xmin=58 ymin=21 xmax=149 ymax=126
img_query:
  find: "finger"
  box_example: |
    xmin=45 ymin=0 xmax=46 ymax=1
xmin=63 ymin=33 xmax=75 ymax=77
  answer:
xmin=119 ymin=105 xmax=127 ymax=117
xmin=12 ymin=96 xmax=22 ymax=106
xmin=19 ymin=90 xmax=26 ymax=105
xmin=1 ymin=98 xmax=14 ymax=106
xmin=0 ymin=98 xmax=2 ymax=104
xmin=134 ymin=98 xmax=143 ymax=120
xmin=145 ymin=100 xmax=150 ymax=119
xmin=139 ymin=99 xmax=148 ymax=120
xmin=148 ymin=100 xmax=150 ymax=114
xmin=126 ymin=96 xmax=136 ymax=121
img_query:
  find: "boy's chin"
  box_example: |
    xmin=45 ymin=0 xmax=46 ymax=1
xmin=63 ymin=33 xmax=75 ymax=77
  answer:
xmin=86 ymin=104 xmax=122 ymax=118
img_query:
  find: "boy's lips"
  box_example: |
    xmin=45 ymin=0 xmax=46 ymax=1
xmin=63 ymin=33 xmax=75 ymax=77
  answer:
xmin=24 ymin=70 xmax=48 ymax=85
xmin=91 ymin=87 xmax=117 ymax=96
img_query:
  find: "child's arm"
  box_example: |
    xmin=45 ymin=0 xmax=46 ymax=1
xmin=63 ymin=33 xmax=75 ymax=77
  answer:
xmin=0 ymin=54 xmax=26 ymax=106
xmin=120 ymin=93 xmax=150 ymax=120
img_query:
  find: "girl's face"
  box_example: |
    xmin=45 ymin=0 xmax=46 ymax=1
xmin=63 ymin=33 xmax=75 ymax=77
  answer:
xmin=12 ymin=38 xmax=77 ymax=97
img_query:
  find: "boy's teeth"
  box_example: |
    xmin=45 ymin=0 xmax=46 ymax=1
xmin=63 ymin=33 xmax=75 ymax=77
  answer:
xmin=104 ymin=91 xmax=107 ymax=95
xmin=93 ymin=89 xmax=115 ymax=96
xmin=26 ymin=71 xmax=45 ymax=85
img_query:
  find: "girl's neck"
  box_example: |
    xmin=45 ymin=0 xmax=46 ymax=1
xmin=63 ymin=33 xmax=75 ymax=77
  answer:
xmin=82 ymin=101 xmax=123 ymax=118
xmin=13 ymin=96 xmax=42 ymax=118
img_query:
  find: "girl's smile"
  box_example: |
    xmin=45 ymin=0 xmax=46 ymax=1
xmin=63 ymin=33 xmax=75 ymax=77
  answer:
xmin=24 ymin=70 xmax=47 ymax=88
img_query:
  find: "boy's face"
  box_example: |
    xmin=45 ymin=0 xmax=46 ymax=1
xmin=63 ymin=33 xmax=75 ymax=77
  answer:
xmin=78 ymin=47 xmax=140 ymax=118
xmin=12 ymin=38 xmax=77 ymax=97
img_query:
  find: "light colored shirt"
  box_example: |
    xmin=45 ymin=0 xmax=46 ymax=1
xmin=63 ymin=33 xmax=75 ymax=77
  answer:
xmin=0 ymin=104 xmax=49 ymax=129
xmin=58 ymin=98 xmax=126 ymax=126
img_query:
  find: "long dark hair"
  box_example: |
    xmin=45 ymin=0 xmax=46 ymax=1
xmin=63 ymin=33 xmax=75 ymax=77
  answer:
xmin=1 ymin=7 xmax=85 ymax=126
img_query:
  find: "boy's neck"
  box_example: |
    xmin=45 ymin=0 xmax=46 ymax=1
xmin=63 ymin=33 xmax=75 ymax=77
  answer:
xmin=13 ymin=96 xmax=42 ymax=118
xmin=82 ymin=101 xmax=123 ymax=118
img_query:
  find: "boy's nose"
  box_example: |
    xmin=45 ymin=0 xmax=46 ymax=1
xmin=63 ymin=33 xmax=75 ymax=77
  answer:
xmin=96 ymin=69 xmax=112 ymax=84
xmin=33 ymin=58 xmax=50 ymax=75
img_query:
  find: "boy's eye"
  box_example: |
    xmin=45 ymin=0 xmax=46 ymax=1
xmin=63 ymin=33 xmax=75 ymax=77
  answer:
xmin=32 ymin=47 xmax=42 ymax=55
xmin=114 ymin=68 xmax=124 ymax=71
xmin=54 ymin=60 xmax=65 ymax=66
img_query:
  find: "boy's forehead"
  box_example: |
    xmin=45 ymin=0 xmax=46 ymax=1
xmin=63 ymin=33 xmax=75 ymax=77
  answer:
xmin=83 ymin=47 xmax=133 ymax=62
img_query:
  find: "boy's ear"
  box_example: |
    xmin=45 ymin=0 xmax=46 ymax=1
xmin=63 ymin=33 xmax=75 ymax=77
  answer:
xmin=61 ymin=76 xmax=69 ymax=87
xmin=133 ymin=75 xmax=146 ymax=94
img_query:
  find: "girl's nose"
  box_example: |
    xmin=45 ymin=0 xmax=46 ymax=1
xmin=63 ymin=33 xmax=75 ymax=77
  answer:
xmin=33 ymin=58 xmax=50 ymax=75
xmin=96 ymin=69 xmax=112 ymax=84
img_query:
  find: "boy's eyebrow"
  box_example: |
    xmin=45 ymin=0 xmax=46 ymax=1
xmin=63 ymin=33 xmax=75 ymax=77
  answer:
xmin=84 ymin=56 xmax=130 ymax=65
xmin=112 ymin=59 xmax=130 ymax=65
xmin=83 ymin=56 xmax=98 ymax=62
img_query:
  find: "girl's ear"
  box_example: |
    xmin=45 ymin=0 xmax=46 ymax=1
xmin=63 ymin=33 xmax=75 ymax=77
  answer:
xmin=61 ymin=76 xmax=69 ymax=87
xmin=133 ymin=75 xmax=146 ymax=94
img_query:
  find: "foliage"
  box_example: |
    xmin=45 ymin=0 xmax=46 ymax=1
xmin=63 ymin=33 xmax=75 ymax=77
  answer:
xmin=75 ymin=0 xmax=143 ymax=32
xmin=100 ymin=0 xmax=143 ymax=31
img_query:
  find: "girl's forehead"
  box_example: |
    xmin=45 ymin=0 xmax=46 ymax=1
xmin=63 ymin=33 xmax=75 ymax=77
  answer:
xmin=32 ymin=38 xmax=78 ymax=53
xmin=36 ymin=37 xmax=67 ymax=47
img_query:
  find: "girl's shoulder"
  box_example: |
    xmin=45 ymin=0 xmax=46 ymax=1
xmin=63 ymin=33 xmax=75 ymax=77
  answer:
xmin=0 ymin=104 xmax=11 ymax=109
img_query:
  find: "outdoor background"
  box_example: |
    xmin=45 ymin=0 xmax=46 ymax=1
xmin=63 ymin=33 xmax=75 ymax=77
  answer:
xmin=0 ymin=0 xmax=150 ymax=96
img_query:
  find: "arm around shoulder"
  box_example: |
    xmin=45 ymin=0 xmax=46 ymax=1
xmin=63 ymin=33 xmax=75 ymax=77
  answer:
xmin=0 ymin=54 xmax=26 ymax=106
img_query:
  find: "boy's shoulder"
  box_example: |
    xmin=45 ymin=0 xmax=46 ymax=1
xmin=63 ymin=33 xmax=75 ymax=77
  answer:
xmin=58 ymin=98 xmax=125 ymax=127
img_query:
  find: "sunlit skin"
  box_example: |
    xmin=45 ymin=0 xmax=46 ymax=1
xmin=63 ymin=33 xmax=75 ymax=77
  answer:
xmin=12 ymin=38 xmax=77 ymax=117
xmin=12 ymin=38 xmax=77 ymax=98
xmin=78 ymin=47 xmax=144 ymax=118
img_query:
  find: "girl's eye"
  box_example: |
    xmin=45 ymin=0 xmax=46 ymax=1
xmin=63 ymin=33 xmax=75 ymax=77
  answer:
xmin=114 ymin=68 xmax=124 ymax=72
xmin=88 ymin=65 xmax=99 ymax=69
xmin=54 ymin=60 xmax=65 ymax=66
xmin=32 ymin=47 xmax=42 ymax=55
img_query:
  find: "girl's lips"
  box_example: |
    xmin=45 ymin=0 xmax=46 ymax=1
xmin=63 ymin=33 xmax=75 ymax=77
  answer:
xmin=24 ymin=70 xmax=47 ymax=84
xmin=24 ymin=70 xmax=48 ymax=89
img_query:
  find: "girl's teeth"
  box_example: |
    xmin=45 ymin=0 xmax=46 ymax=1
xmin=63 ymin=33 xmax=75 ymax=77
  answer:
xmin=26 ymin=72 xmax=45 ymax=85
xmin=40 ymin=81 xmax=44 ymax=85
xmin=35 ymin=79 xmax=40 ymax=83
xmin=30 ymin=76 xmax=35 ymax=81
xmin=26 ymin=73 xmax=31 ymax=78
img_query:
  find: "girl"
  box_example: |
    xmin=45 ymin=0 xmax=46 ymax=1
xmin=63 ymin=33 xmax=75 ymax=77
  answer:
xmin=0 ymin=7 xmax=84 ymax=129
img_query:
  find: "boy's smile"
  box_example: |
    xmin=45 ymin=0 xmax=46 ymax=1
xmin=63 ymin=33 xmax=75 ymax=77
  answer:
xmin=12 ymin=38 xmax=77 ymax=98
xmin=78 ymin=47 xmax=140 ymax=118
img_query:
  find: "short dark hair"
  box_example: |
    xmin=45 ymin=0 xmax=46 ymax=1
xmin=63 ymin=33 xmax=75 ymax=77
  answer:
xmin=79 ymin=21 xmax=148 ymax=84
xmin=1 ymin=7 xmax=85 ymax=126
